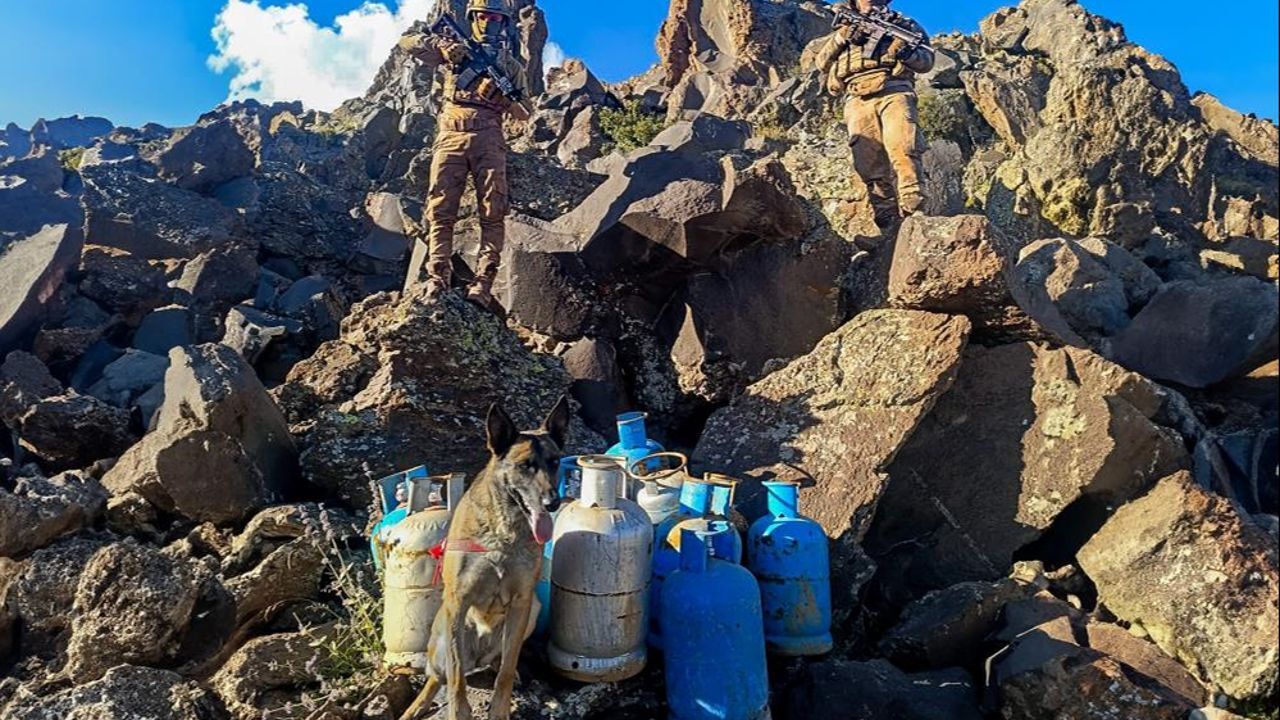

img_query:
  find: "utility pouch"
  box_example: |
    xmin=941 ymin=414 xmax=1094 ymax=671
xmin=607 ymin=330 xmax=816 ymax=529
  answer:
xmin=850 ymin=70 xmax=889 ymax=98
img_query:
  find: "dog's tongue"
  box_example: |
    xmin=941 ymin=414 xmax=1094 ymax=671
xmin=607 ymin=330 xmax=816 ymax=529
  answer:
xmin=530 ymin=510 xmax=554 ymax=545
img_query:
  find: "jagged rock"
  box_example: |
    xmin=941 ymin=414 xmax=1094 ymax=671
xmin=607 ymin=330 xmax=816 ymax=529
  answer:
xmin=993 ymin=617 xmax=1194 ymax=720
xmin=81 ymin=162 xmax=250 ymax=261
xmin=560 ymin=152 xmax=810 ymax=277
xmin=64 ymin=540 xmax=201 ymax=680
xmin=173 ymin=245 xmax=260 ymax=308
xmin=357 ymin=192 xmax=413 ymax=267
xmin=151 ymin=118 xmax=256 ymax=193
xmin=87 ymin=349 xmax=169 ymax=409
xmin=0 ymin=223 xmax=84 ymax=350
xmin=887 ymin=214 xmax=1033 ymax=336
xmin=0 ymin=471 xmax=107 ymax=558
xmin=1084 ymin=621 xmax=1208 ymax=708
xmin=103 ymin=344 xmax=297 ymax=524
xmin=225 ymin=503 xmax=360 ymax=572
xmin=0 ymin=148 xmax=82 ymax=240
xmin=1011 ymin=236 xmax=1163 ymax=343
xmin=866 ymin=343 xmax=1187 ymax=602
xmin=543 ymin=59 xmax=616 ymax=112
xmin=29 ymin=115 xmax=114 ymax=150
xmin=0 ymin=351 xmax=62 ymax=425
xmin=1077 ymin=472 xmax=1279 ymax=702
xmin=562 ymin=337 xmax=628 ymax=435
xmin=963 ymin=0 xmax=1277 ymax=242
xmin=14 ymin=392 xmax=134 ymax=470
xmin=223 ymin=538 xmax=323 ymax=626
xmin=133 ymin=305 xmax=194 ymax=356
xmin=278 ymin=293 xmax=601 ymax=506
xmin=668 ymin=225 xmax=849 ymax=403
xmin=557 ymin=105 xmax=606 ymax=168
xmin=1 ymin=664 xmax=228 ymax=720
xmin=879 ymin=579 xmax=1030 ymax=671
xmin=650 ymin=114 xmax=750 ymax=155
xmin=693 ymin=310 xmax=970 ymax=595
xmin=1201 ymin=237 xmax=1278 ymax=280
xmin=1106 ymin=276 xmax=1279 ymax=388
xmin=3 ymin=535 xmax=105 ymax=660
xmin=782 ymin=659 xmax=983 ymax=720
xmin=656 ymin=0 xmax=830 ymax=120
xmin=211 ymin=629 xmax=332 ymax=720
xmin=1193 ymin=93 xmax=1279 ymax=165
xmin=491 ymin=216 xmax=603 ymax=340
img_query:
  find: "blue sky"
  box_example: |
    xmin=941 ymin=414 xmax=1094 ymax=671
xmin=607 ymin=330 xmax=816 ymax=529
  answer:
xmin=1 ymin=0 xmax=1276 ymax=129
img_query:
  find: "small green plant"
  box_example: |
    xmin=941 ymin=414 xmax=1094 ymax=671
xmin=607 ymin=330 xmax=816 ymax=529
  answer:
xmin=752 ymin=117 xmax=793 ymax=142
xmin=599 ymin=100 xmax=667 ymax=154
xmin=58 ymin=147 xmax=85 ymax=172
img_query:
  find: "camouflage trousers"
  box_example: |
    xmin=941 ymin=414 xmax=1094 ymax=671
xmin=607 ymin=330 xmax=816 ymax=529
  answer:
xmin=406 ymin=105 xmax=509 ymax=294
xmin=844 ymin=90 xmax=926 ymax=222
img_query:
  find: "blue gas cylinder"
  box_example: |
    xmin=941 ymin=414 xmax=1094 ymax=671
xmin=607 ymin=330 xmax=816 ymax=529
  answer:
xmin=369 ymin=465 xmax=429 ymax=570
xmin=536 ymin=456 xmax=583 ymax=638
xmin=747 ymin=481 xmax=832 ymax=656
xmin=648 ymin=478 xmax=713 ymax=649
xmin=661 ymin=524 xmax=770 ymax=720
xmin=606 ymin=412 xmax=664 ymax=481
xmin=707 ymin=479 xmax=744 ymax=563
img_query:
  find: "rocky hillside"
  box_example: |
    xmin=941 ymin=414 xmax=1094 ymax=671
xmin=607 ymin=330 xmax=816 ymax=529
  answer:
xmin=1 ymin=0 xmax=1277 ymax=718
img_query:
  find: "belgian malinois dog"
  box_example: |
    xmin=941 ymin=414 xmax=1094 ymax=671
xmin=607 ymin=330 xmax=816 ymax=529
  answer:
xmin=400 ymin=397 xmax=569 ymax=720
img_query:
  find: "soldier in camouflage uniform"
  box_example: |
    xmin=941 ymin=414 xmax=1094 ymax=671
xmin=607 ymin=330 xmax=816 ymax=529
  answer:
xmin=399 ymin=0 xmax=530 ymax=311
xmin=815 ymin=0 xmax=934 ymax=228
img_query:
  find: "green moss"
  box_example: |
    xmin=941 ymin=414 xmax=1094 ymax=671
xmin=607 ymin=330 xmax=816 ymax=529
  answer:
xmin=58 ymin=147 xmax=85 ymax=172
xmin=599 ymin=100 xmax=667 ymax=154
xmin=752 ymin=116 xmax=793 ymax=142
xmin=1040 ymin=177 xmax=1093 ymax=236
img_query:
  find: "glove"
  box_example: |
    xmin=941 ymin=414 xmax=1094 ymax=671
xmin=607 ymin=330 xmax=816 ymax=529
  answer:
xmin=440 ymin=40 xmax=468 ymax=65
xmin=887 ymin=37 xmax=916 ymax=62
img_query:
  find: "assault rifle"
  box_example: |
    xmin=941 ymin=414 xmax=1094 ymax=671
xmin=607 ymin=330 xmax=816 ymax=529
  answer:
xmin=430 ymin=14 xmax=531 ymax=114
xmin=832 ymin=5 xmax=932 ymax=60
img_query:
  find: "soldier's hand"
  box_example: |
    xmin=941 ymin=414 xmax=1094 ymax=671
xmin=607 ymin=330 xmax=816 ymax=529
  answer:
xmin=887 ymin=37 xmax=916 ymax=61
xmin=440 ymin=40 xmax=468 ymax=64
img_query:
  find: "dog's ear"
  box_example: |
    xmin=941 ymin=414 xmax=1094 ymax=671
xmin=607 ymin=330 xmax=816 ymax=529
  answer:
xmin=542 ymin=394 xmax=571 ymax=450
xmin=486 ymin=403 xmax=518 ymax=457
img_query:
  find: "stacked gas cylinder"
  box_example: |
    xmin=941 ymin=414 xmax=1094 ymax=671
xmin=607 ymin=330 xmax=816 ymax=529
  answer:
xmin=539 ymin=412 xmax=834 ymax=720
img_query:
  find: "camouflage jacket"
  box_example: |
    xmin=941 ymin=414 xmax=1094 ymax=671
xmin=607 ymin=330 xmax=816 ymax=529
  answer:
xmin=814 ymin=16 xmax=934 ymax=98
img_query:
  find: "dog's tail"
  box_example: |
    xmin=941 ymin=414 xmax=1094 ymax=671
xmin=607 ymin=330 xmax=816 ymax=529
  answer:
xmin=399 ymin=676 xmax=443 ymax=720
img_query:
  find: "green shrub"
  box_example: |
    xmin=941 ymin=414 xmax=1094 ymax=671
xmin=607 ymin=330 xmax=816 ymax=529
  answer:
xmin=599 ymin=100 xmax=667 ymax=154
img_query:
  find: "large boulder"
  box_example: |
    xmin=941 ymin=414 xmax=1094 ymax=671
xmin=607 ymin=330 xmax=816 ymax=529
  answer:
xmin=693 ymin=310 xmax=970 ymax=592
xmin=782 ymin=659 xmax=983 ymax=720
xmin=0 ymin=224 xmax=84 ymax=350
xmin=150 ymin=118 xmax=256 ymax=193
xmin=0 ymin=664 xmax=228 ymax=720
xmin=211 ymin=630 xmax=331 ymax=720
xmin=1010 ymin=236 xmax=1163 ymax=343
xmin=103 ymin=343 xmax=297 ymax=524
xmin=1078 ymin=472 xmax=1279 ymax=703
xmin=879 ymin=579 xmax=1030 ymax=671
xmin=992 ymin=616 xmax=1195 ymax=720
xmin=0 ymin=471 xmax=107 ymax=558
xmin=668 ymin=227 xmax=850 ymax=403
xmin=14 ymin=392 xmax=134 ymax=471
xmin=64 ymin=540 xmax=202 ymax=681
xmin=0 ymin=350 xmax=62 ymax=425
xmin=2 ymin=535 xmax=105 ymax=657
xmin=887 ymin=214 xmax=1038 ymax=337
xmin=865 ymin=343 xmax=1188 ymax=602
xmin=277 ymin=293 xmax=601 ymax=507
xmin=1105 ymin=277 xmax=1279 ymax=388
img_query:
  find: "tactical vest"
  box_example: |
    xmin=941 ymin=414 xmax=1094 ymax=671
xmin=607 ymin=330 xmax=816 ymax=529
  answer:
xmin=827 ymin=33 xmax=917 ymax=98
xmin=441 ymin=43 xmax=524 ymax=118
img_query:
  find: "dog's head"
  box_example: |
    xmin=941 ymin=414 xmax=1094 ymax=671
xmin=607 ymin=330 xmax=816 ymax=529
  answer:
xmin=485 ymin=395 xmax=570 ymax=545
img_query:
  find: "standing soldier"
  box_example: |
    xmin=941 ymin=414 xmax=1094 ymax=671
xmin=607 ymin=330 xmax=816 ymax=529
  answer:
xmin=398 ymin=0 xmax=530 ymax=311
xmin=815 ymin=0 xmax=934 ymax=229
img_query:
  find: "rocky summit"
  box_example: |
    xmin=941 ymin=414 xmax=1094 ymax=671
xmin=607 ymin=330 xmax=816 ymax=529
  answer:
xmin=0 ymin=0 xmax=1276 ymax=718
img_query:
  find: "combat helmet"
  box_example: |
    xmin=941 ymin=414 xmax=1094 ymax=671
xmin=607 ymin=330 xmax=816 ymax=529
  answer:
xmin=466 ymin=0 xmax=513 ymax=18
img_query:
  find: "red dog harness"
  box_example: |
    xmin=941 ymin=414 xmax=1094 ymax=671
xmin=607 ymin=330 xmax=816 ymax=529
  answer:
xmin=428 ymin=538 xmax=490 ymax=585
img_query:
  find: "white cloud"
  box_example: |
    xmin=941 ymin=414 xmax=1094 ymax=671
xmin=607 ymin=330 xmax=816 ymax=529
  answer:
xmin=208 ymin=0 xmax=435 ymax=111
xmin=542 ymin=41 xmax=567 ymax=77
